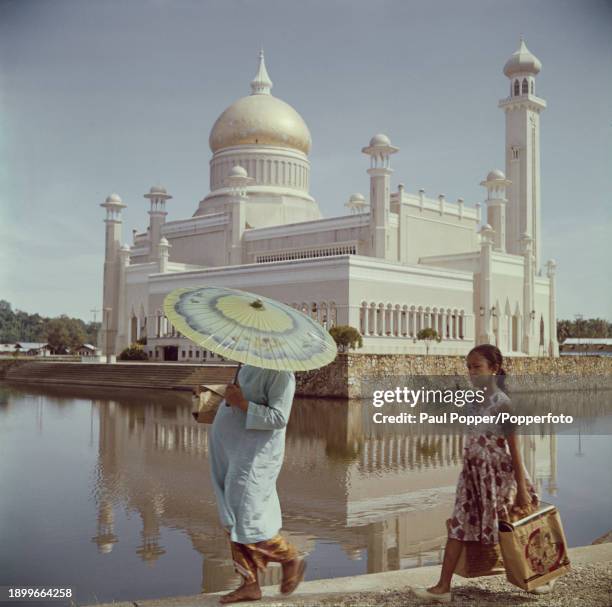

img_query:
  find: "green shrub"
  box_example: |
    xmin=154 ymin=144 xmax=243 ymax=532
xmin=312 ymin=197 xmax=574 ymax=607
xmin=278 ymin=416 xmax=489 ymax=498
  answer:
xmin=417 ymin=328 xmax=441 ymax=354
xmin=329 ymin=325 xmax=363 ymax=352
xmin=118 ymin=343 xmax=149 ymax=361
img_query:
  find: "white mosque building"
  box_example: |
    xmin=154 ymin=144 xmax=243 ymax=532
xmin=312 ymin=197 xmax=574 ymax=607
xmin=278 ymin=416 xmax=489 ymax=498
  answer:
xmin=100 ymin=40 xmax=559 ymax=362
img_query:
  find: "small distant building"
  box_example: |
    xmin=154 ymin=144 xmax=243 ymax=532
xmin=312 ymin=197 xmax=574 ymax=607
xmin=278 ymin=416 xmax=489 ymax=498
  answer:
xmin=76 ymin=343 xmax=99 ymax=357
xmin=560 ymin=338 xmax=612 ymax=356
xmin=14 ymin=342 xmax=52 ymax=356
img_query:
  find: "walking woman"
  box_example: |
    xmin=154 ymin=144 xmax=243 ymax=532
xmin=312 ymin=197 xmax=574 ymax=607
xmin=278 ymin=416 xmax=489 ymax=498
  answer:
xmin=412 ymin=344 xmax=543 ymax=603
xmin=208 ymin=364 xmax=306 ymax=604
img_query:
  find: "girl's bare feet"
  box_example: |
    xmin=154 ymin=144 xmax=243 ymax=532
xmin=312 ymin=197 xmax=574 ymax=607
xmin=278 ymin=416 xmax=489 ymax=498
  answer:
xmin=280 ymin=558 xmax=306 ymax=595
xmin=219 ymin=581 xmax=262 ymax=604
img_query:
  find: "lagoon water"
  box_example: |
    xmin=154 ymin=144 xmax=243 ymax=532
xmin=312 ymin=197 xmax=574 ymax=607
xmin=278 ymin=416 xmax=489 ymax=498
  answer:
xmin=0 ymin=381 xmax=610 ymax=606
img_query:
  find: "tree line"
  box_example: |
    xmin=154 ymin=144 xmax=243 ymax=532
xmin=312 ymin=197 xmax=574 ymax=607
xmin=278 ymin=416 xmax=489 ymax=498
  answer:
xmin=0 ymin=300 xmax=100 ymax=353
xmin=1 ymin=300 xmax=610 ymax=354
xmin=557 ymin=318 xmax=612 ymax=342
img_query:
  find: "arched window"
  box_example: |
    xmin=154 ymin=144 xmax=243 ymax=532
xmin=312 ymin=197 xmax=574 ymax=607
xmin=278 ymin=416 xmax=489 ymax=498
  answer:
xmin=329 ymin=303 xmax=337 ymax=328
xmin=368 ymin=303 xmax=376 ymax=335
xmin=360 ymin=302 xmax=367 ymax=335
xmin=530 ymin=80 xmax=534 ymax=94
xmin=376 ymin=304 xmax=384 ymax=335
xmin=522 ymin=78 xmax=528 ymax=95
xmin=513 ymin=79 xmax=520 ymax=96
xmin=310 ymin=302 xmax=318 ymax=322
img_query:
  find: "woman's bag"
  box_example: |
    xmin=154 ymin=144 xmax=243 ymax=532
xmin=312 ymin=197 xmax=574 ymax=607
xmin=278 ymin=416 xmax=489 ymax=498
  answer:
xmin=191 ymin=384 xmax=227 ymax=424
xmin=454 ymin=542 xmax=505 ymax=577
xmin=498 ymin=502 xmax=571 ymax=590
xmin=449 ymin=519 xmax=505 ymax=578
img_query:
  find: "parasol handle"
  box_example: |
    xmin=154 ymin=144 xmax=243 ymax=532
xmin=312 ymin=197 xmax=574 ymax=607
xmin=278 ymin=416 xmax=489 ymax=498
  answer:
xmin=232 ymin=362 xmax=242 ymax=384
xmin=226 ymin=362 xmax=243 ymax=408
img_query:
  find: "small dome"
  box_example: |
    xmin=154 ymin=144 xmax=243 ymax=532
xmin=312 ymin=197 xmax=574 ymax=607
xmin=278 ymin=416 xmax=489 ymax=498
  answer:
xmin=150 ymin=185 xmax=167 ymax=194
xmin=159 ymin=237 xmax=169 ymax=246
xmin=229 ymin=165 xmax=248 ymax=178
xmin=105 ymin=193 xmax=122 ymax=203
xmin=481 ymin=223 xmax=493 ymax=232
xmin=503 ymin=39 xmax=542 ymax=77
xmin=487 ymin=169 xmax=506 ymax=181
xmin=349 ymin=193 xmax=365 ymax=202
xmin=369 ymin=133 xmax=391 ymax=147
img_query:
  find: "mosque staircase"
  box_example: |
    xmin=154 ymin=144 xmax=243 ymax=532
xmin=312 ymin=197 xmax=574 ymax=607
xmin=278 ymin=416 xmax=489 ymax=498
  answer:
xmin=4 ymin=361 xmax=237 ymax=391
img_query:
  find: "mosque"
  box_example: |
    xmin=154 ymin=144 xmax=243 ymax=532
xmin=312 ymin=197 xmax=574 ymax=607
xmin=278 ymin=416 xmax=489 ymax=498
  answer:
xmin=99 ymin=40 xmax=559 ymax=361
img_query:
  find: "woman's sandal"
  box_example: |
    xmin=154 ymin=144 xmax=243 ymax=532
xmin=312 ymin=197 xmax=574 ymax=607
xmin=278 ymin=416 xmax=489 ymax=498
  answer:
xmin=411 ymin=587 xmax=452 ymax=603
xmin=280 ymin=558 xmax=306 ymax=595
xmin=529 ymin=578 xmax=557 ymax=595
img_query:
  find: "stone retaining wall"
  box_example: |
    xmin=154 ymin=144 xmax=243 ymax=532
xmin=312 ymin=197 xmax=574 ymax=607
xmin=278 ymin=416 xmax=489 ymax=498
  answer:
xmin=3 ymin=355 xmax=611 ymax=399
xmin=0 ymin=358 xmax=30 ymax=379
xmin=295 ymin=354 xmax=612 ymax=398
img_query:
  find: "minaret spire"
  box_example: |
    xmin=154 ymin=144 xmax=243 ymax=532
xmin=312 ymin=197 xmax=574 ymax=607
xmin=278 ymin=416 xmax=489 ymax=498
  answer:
xmin=250 ymin=49 xmax=273 ymax=95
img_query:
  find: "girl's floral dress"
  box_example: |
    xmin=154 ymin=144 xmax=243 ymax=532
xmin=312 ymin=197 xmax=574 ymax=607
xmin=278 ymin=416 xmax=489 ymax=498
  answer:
xmin=447 ymin=389 xmax=539 ymax=545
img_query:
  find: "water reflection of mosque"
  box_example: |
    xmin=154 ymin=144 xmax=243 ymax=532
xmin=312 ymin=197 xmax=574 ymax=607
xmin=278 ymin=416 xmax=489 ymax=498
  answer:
xmin=89 ymin=390 xmax=559 ymax=593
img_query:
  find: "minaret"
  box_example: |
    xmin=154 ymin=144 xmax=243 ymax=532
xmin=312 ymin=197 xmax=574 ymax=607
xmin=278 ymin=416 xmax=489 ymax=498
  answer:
xmin=100 ymin=193 xmax=127 ymax=362
xmin=546 ymin=259 xmax=559 ymax=356
xmin=116 ymin=244 xmax=131 ymax=352
xmin=224 ymin=165 xmax=254 ymax=265
xmin=499 ymin=39 xmax=546 ymax=270
xmin=144 ymin=185 xmax=172 ymax=262
xmin=480 ymin=169 xmax=511 ymax=252
xmin=362 ymin=134 xmax=399 ymax=259
xmin=478 ymin=224 xmax=496 ymax=345
xmin=520 ymin=232 xmax=535 ymax=354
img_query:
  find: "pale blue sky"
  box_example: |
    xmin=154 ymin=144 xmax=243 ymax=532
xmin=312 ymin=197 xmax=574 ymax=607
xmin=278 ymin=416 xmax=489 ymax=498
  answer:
xmin=1 ymin=0 xmax=610 ymax=322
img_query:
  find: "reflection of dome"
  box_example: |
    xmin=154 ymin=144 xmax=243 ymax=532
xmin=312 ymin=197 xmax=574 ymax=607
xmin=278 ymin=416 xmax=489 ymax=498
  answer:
xmin=487 ymin=169 xmax=506 ymax=181
xmin=209 ymin=51 xmax=311 ymax=155
xmin=503 ymin=39 xmax=542 ymax=77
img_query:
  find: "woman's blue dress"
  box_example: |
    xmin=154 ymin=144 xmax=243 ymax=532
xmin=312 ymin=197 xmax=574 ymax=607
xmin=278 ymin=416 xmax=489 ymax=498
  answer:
xmin=208 ymin=365 xmax=296 ymax=544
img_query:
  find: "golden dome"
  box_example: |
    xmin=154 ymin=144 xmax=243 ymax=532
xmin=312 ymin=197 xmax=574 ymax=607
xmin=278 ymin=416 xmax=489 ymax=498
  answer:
xmin=209 ymin=95 xmax=311 ymax=154
xmin=208 ymin=51 xmax=311 ymax=155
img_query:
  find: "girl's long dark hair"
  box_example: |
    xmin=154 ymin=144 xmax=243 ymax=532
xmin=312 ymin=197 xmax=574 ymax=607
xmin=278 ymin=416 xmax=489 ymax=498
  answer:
xmin=468 ymin=344 xmax=507 ymax=393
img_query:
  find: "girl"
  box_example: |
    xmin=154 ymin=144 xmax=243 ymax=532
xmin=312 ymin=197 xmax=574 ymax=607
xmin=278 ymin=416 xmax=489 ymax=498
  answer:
xmin=412 ymin=344 xmax=543 ymax=603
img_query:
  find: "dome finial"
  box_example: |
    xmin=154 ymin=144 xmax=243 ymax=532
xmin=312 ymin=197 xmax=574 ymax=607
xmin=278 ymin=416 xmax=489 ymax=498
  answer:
xmin=250 ymin=49 xmax=273 ymax=95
